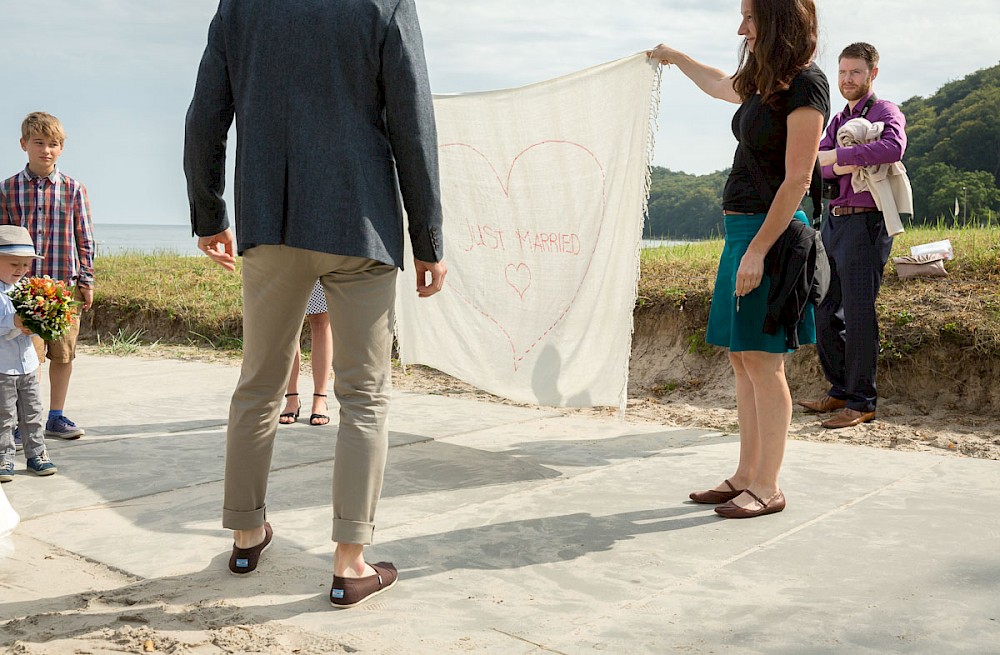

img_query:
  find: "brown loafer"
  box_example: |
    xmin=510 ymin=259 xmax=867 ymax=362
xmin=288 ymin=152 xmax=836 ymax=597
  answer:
xmin=330 ymin=561 xmax=398 ymax=608
xmin=821 ymin=408 xmax=876 ymax=429
xmin=715 ymin=490 xmax=785 ymax=519
xmin=229 ymin=522 xmax=273 ymax=575
xmin=797 ymin=395 xmax=847 ymax=413
xmin=689 ymin=478 xmax=744 ymax=504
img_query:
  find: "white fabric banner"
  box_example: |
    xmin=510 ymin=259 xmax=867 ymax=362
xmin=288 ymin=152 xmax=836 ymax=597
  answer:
xmin=396 ymin=55 xmax=660 ymax=410
xmin=0 ymin=483 xmax=18 ymax=560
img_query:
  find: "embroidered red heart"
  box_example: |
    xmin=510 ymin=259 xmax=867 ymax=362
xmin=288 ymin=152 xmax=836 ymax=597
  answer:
xmin=438 ymin=140 xmax=607 ymax=370
xmin=504 ymin=262 xmax=531 ymax=300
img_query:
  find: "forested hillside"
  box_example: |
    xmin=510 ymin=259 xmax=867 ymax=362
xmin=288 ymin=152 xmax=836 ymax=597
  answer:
xmin=646 ymin=63 xmax=1000 ymax=239
xmin=645 ymin=168 xmax=729 ymax=239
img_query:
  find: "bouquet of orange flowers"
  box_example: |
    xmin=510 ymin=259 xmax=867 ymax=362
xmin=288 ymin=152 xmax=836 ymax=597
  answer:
xmin=5 ymin=276 xmax=80 ymax=341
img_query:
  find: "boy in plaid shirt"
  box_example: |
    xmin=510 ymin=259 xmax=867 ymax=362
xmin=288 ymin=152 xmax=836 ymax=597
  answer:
xmin=0 ymin=112 xmax=95 ymax=440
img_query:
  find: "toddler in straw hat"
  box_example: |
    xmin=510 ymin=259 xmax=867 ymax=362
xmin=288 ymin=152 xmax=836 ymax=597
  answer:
xmin=0 ymin=225 xmax=57 ymax=481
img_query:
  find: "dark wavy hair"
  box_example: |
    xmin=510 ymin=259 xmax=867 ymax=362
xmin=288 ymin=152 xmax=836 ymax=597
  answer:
xmin=732 ymin=0 xmax=818 ymax=108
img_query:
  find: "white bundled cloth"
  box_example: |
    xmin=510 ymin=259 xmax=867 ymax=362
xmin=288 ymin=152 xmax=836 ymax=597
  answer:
xmin=837 ymin=117 xmax=912 ymax=237
xmin=395 ymin=55 xmax=660 ymax=413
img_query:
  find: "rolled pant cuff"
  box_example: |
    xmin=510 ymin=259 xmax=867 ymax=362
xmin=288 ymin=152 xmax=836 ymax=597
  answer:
xmin=332 ymin=519 xmax=376 ymax=545
xmin=222 ymin=506 xmax=267 ymax=530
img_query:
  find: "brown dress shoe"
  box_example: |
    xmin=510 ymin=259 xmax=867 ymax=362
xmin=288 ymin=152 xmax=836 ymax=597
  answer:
xmin=797 ymin=395 xmax=847 ymax=413
xmin=821 ymin=408 xmax=876 ymax=429
xmin=715 ymin=490 xmax=785 ymax=519
xmin=689 ymin=479 xmax=744 ymax=504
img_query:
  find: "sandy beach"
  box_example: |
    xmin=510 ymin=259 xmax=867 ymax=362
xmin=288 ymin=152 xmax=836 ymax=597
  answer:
xmin=2 ymin=348 xmax=998 ymax=654
xmin=390 ymin=349 xmax=1000 ymax=462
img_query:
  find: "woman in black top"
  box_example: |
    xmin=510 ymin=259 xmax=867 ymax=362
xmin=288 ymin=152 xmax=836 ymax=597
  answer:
xmin=648 ymin=0 xmax=830 ymax=518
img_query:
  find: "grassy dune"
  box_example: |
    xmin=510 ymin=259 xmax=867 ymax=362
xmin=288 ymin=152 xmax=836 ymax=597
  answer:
xmin=88 ymin=223 xmax=1000 ymax=361
xmin=90 ymin=253 xmax=245 ymax=350
xmin=639 ymin=223 xmax=1000 ymax=361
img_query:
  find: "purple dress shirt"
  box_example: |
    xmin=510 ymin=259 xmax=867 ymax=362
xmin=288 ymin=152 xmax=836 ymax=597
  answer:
xmin=819 ymin=91 xmax=907 ymax=208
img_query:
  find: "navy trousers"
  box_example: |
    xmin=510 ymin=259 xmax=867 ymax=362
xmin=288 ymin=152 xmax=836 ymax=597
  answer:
xmin=815 ymin=210 xmax=894 ymax=413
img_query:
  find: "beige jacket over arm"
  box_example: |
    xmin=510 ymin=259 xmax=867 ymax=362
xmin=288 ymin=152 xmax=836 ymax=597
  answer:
xmin=836 ymin=118 xmax=912 ymax=237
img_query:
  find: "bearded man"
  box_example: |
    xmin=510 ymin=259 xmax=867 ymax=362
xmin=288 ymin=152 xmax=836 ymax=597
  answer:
xmin=798 ymin=42 xmax=907 ymax=429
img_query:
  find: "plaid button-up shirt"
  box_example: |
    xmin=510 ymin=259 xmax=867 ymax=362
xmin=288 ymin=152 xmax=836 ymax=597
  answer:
xmin=0 ymin=166 xmax=95 ymax=287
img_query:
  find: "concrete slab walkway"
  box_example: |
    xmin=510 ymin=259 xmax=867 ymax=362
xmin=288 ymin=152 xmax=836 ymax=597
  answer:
xmin=1 ymin=353 xmax=997 ymax=654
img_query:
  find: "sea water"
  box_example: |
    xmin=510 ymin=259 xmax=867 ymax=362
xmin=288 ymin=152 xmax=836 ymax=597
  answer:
xmin=93 ymin=224 xmax=196 ymax=257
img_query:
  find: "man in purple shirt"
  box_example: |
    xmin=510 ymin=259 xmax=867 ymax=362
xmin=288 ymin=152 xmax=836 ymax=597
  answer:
xmin=798 ymin=42 xmax=907 ymax=429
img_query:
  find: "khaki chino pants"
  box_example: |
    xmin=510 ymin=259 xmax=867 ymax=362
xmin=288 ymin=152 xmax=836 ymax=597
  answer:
xmin=222 ymin=245 xmax=396 ymax=545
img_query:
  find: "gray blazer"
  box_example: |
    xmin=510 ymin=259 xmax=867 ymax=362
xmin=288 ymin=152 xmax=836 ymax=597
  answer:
xmin=184 ymin=0 xmax=443 ymax=267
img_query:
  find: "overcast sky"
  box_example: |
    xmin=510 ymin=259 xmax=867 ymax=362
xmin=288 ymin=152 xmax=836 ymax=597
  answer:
xmin=0 ymin=1 xmax=997 ymax=225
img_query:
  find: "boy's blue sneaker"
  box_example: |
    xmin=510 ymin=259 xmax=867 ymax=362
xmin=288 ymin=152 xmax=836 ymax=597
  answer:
xmin=26 ymin=452 xmax=57 ymax=476
xmin=44 ymin=416 xmax=85 ymax=440
xmin=13 ymin=427 xmax=22 ymax=451
xmin=0 ymin=459 xmax=13 ymax=483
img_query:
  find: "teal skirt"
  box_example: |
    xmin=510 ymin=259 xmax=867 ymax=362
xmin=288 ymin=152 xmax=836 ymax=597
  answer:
xmin=705 ymin=211 xmax=816 ymax=353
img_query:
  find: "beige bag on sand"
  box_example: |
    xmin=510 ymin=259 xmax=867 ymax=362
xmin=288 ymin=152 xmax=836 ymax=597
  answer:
xmin=893 ymin=253 xmax=947 ymax=279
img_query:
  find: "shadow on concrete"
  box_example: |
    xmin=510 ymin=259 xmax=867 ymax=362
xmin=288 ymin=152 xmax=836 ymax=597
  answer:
xmin=377 ymin=505 xmax=717 ymax=580
xmin=499 ymin=430 xmax=734 ymax=468
xmin=383 ymin=438 xmax=562 ymax=497
xmin=84 ymin=420 xmax=229 ymax=437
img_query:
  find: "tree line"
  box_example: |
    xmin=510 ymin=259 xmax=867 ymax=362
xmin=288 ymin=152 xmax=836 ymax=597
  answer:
xmin=646 ymin=63 xmax=1000 ymax=240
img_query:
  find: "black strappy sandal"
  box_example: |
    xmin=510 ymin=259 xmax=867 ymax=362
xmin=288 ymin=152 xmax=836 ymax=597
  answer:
xmin=310 ymin=393 xmax=330 ymax=426
xmin=279 ymin=393 xmax=300 ymax=424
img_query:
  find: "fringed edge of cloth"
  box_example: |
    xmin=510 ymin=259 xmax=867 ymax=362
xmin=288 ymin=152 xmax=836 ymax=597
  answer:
xmin=617 ymin=56 xmax=663 ymax=421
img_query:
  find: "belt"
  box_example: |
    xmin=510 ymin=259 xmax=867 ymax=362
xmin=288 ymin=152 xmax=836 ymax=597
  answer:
xmin=830 ymin=206 xmax=879 ymax=217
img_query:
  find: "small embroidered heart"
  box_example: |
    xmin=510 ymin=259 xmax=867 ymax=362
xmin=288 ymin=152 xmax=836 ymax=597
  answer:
xmin=505 ymin=262 xmax=532 ymax=300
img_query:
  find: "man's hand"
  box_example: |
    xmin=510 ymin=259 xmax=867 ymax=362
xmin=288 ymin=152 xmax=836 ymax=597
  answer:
xmin=414 ymin=258 xmax=446 ymax=298
xmin=78 ymin=285 xmax=94 ymax=311
xmin=832 ymin=163 xmax=860 ymax=176
xmin=198 ymin=229 xmax=237 ymax=271
xmin=817 ymin=149 xmax=838 ymax=167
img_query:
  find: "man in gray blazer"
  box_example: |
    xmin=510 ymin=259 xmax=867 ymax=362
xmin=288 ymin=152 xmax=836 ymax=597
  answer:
xmin=184 ymin=0 xmax=446 ymax=608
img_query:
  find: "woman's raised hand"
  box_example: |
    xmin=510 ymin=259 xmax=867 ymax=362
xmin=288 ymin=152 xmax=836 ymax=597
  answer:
xmin=647 ymin=44 xmax=682 ymax=66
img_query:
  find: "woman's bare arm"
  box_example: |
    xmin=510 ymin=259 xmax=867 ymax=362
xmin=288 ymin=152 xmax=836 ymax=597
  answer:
xmin=648 ymin=44 xmax=741 ymax=104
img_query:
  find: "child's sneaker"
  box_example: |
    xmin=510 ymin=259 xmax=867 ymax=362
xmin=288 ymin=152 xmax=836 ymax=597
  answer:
xmin=44 ymin=416 xmax=85 ymax=440
xmin=0 ymin=459 xmax=13 ymax=483
xmin=26 ymin=452 xmax=57 ymax=476
xmin=13 ymin=427 xmax=22 ymax=451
